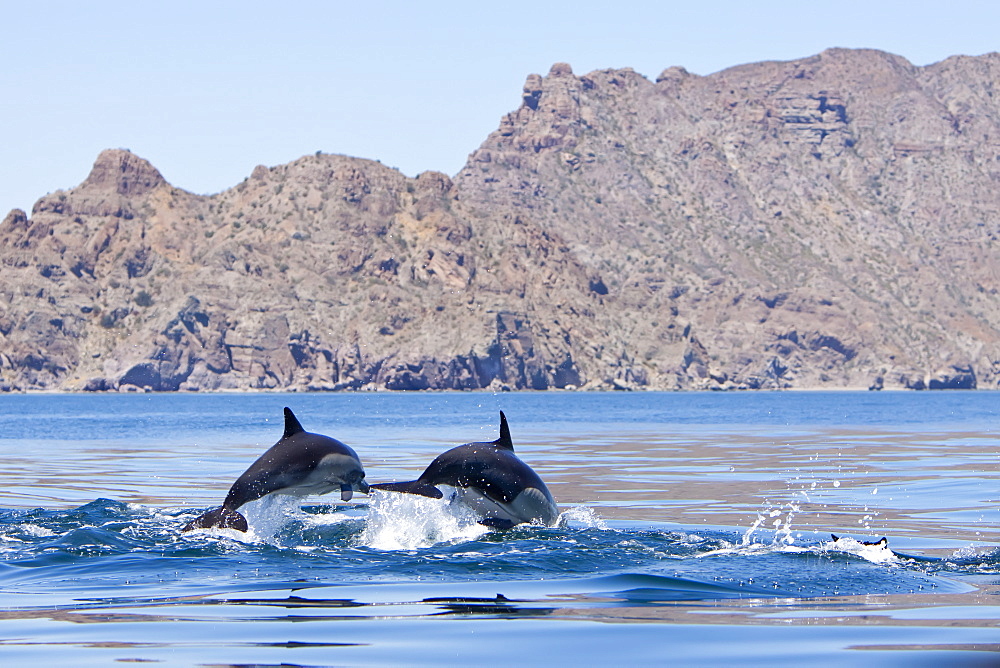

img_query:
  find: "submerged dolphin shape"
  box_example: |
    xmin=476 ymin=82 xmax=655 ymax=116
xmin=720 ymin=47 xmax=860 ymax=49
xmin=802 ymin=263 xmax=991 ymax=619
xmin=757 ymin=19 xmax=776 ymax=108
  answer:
xmin=182 ymin=407 xmax=368 ymax=532
xmin=831 ymin=534 xmax=889 ymax=548
xmin=370 ymin=411 xmax=558 ymax=529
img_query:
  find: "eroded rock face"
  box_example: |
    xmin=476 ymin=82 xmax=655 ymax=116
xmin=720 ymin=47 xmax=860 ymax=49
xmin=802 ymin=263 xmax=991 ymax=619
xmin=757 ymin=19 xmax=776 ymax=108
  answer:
xmin=2 ymin=49 xmax=1000 ymax=392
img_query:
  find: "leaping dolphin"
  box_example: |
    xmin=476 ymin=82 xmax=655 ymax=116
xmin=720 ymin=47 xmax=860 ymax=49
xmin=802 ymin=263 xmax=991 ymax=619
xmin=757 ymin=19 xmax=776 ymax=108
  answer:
xmin=182 ymin=407 xmax=368 ymax=532
xmin=370 ymin=411 xmax=558 ymax=529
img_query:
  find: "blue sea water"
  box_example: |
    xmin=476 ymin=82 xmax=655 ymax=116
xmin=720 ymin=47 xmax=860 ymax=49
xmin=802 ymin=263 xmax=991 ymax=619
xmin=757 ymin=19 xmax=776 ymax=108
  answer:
xmin=0 ymin=391 xmax=997 ymax=666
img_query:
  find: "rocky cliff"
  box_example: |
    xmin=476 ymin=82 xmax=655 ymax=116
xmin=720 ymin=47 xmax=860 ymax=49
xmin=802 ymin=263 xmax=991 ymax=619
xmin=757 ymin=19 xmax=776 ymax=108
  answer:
xmin=2 ymin=48 xmax=999 ymax=391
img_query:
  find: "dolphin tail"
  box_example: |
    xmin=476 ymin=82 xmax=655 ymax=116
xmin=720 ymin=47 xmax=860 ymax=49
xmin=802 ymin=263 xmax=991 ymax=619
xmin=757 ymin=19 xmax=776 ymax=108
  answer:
xmin=182 ymin=506 xmax=249 ymax=532
xmin=369 ymin=481 xmax=444 ymax=499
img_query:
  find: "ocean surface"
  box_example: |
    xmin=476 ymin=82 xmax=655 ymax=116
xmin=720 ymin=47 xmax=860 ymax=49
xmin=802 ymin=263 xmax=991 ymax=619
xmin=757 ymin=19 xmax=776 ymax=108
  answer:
xmin=0 ymin=391 xmax=997 ymax=666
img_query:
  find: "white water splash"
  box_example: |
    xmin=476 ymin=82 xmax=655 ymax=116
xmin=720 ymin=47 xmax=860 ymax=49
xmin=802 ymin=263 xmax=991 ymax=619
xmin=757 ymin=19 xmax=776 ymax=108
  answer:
xmin=180 ymin=495 xmax=318 ymax=545
xmin=738 ymin=512 xmax=767 ymax=548
xmin=697 ymin=500 xmax=814 ymax=559
xmin=20 ymin=523 xmax=55 ymax=538
xmin=557 ymin=505 xmax=607 ymax=529
xmin=178 ymin=521 xmax=260 ymax=545
xmin=241 ymin=494 xmax=309 ymax=539
xmin=825 ymin=535 xmax=899 ymax=565
xmin=739 ymin=501 xmax=801 ymax=548
xmin=950 ymin=544 xmax=999 ymax=560
xmin=301 ymin=506 xmax=365 ymax=527
xmin=358 ymin=490 xmax=488 ymax=551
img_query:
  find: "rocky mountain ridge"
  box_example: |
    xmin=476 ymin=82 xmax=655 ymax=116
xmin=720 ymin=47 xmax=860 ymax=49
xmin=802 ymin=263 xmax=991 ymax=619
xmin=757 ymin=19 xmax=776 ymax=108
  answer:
xmin=2 ymin=48 xmax=999 ymax=391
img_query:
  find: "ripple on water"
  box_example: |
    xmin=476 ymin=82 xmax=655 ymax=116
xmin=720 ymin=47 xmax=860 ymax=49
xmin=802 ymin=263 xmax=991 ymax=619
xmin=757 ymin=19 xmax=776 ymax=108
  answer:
xmin=0 ymin=499 xmax=980 ymax=607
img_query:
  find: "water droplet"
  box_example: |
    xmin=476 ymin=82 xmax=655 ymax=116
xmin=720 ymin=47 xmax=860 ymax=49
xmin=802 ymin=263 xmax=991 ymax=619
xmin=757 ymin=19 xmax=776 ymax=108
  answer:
xmin=833 ymin=480 xmax=841 ymax=488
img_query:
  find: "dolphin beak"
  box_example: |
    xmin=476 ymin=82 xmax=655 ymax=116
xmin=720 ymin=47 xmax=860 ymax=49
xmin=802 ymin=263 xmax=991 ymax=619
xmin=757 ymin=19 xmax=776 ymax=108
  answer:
xmin=357 ymin=480 xmax=370 ymax=494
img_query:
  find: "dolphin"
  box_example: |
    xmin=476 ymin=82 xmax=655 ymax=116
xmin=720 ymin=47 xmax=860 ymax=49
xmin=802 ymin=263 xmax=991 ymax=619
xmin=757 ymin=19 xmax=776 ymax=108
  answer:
xmin=182 ymin=407 xmax=368 ymax=532
xmin=370 ymin=411 xmax=558 ymax=529
xmin=831 ymin=534 xmax=888 ymax=548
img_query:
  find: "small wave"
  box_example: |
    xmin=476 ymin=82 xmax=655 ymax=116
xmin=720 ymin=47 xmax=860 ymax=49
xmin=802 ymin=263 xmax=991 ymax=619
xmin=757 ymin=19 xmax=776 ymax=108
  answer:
xmin=936 ymin=545 xmax=1000 ymax=575
xmin=19 ymin=523 xmax=56 ymax=538
xmin=586 ymin=572 xmax=781 ymax=601
xmin=696 ymin=540 xmax=789 ymax=559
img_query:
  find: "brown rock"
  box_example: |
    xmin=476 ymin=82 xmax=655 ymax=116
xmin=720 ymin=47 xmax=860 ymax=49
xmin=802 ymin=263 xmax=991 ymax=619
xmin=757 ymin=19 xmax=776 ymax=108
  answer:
xmin=2 ymin=49 xmax=1000 ymax=392
xmin=81 ymin=149 xmax=166 ymax=196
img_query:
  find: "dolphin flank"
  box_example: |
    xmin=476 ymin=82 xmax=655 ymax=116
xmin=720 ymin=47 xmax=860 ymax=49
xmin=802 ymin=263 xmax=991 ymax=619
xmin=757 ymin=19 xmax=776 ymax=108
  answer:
xmin=182 ymin=407 xmax=368 ymax=532
xmin=370 ymin=411 xmax=558 ymax=529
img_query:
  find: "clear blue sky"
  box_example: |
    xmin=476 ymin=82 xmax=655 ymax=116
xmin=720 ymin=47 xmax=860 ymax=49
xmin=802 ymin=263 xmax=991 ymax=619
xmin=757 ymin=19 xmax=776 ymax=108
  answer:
xmin=2 ymin=1 xmax=996 ymax=215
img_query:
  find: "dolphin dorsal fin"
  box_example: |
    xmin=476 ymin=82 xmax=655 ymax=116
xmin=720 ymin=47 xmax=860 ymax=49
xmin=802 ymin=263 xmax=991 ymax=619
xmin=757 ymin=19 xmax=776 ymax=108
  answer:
xmin=494 ymin=411 xmax=514 ymax=450
xmin=283 ymin=407 xmax=305 ymax=438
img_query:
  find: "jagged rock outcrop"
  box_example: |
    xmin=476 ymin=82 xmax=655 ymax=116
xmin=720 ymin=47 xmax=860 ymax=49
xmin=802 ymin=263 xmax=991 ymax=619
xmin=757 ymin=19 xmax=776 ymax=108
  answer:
xmin=2 ymin=49 xmax=1000 ymax=391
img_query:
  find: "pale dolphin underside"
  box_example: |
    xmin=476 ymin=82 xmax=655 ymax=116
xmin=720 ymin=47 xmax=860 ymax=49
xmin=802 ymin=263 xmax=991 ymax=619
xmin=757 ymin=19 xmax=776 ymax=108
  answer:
xmin=182 ymin=407 xmax=368 ymax=532
xmin=371 ymin=411 xmax=558 ymax=529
